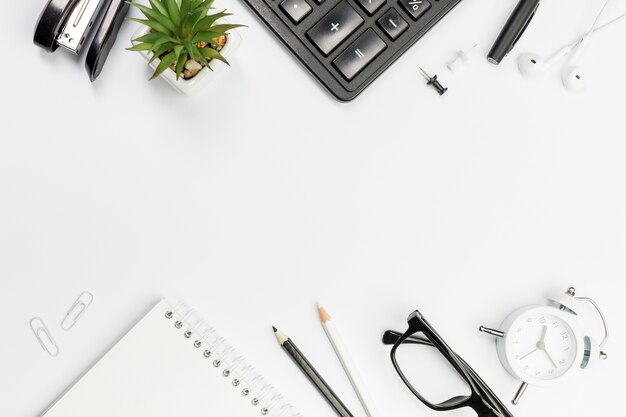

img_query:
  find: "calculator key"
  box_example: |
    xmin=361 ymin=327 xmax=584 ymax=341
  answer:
xmin=279 ymin=0 xmax=312 ymax=24
xmin=355 ymin=0 xmax=386 ymax=16
xmin=307 ymin=2 xmax=364 ymax=56
xmin=333 ymin=29 xmax=387 ymax=80
xmin=377 ymin=8 xmax=408 ymax=40
xmin=398 ymin=0 xmax=431 ymax=21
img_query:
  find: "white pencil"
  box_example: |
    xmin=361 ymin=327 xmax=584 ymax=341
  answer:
xmin=318 ymin=304 xmax=381 ymax=417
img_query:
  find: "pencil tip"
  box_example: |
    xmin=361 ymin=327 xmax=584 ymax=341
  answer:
xmin=273 ymin=327 xmax=288 ymax=345
xmin=318 ymin=305 xmax=331 ymax=323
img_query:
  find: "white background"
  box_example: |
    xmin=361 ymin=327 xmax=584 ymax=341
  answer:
xmin=1 ymin=0 xmax=625 ymax=416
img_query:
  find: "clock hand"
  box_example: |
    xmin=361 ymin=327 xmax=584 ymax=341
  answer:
xmin=519 ymin=348 xmax=538 ymax=360
xmin=519 ymin=325 xmax=549 ymax=361
xmin=544 ymin=348 xmax=558 ymax=369
xmin=539 ymin=325 xmax=547 ymax=344
xmin=535 ymin=325 xmax=548 ymax=352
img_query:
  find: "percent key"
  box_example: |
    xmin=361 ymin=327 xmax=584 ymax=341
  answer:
xmin=399 ymin=0 xmax=431 ymax=20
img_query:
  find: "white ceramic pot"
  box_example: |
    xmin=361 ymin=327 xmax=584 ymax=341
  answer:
xmin=131 ymin=19 xmax=241 ymax=95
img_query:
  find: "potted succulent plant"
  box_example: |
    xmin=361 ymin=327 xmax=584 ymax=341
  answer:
xmin=128 ymin=0 xmax=243 ymax=94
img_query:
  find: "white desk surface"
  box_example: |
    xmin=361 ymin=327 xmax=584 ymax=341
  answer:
xmin=1 ymin=0 xmax=625 ymax=416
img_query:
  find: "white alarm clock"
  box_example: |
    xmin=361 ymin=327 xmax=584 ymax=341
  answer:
xmin=480 ymin=287 xmax=609 ymax=404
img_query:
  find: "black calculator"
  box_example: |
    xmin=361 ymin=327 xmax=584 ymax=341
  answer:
xmin=242 ymin=0 xmax=463 ymax=101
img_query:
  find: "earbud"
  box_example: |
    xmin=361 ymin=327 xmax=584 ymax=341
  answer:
xmin=517 ymin=2 xmax=626 ymax=91
xmin=518 ymin=45 xmax=573 ymax=78
xmin=561 ymin=36 xmax=591 ymax=92
xmin=517 ymin=53 xmax=545 ymax=77
xmin=561 ymin=66 xmax=588 ymax=91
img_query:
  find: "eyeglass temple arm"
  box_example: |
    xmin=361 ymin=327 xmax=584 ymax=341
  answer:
xmin=383 ymin=330 xmax=515 ymax=417
xmin=447 ymin=351 xmax=514 ymax=417
xmin=383 ymin=330 xmax=433 ymax=346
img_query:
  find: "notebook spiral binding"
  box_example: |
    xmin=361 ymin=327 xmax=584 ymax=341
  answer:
xmin=165 ymin=302 xmax=302 ymax=417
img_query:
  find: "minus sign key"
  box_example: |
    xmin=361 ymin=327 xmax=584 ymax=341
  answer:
xmin=377 ymin=9 xmax=409 ymax=41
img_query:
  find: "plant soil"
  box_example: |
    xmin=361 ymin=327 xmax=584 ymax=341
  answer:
xmin=149 ymin=32 xmax=228 ymax=80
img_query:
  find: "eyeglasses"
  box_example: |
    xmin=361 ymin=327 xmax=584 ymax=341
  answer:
xmin=383 ymin=310 xmax=514 ymax=417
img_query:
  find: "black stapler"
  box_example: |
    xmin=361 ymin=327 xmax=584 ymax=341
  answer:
xmin=33 ymin=0 xmax=130 ymax=81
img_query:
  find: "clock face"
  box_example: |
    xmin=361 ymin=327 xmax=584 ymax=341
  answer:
xmin=507 ymin=312 xmax=578 ymax=381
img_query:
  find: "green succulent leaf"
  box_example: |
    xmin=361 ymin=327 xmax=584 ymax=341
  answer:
xmin=151 ymin=35 xmax=180 ymax=51
xmin=174 ymin=44 xmax=185 ymax=57
xmin=196 ymin=0 xmax=217 ymax=19
xmin=128 ymin=0 xmax=242 ymax=80
xmin=173 ymin=44 xmax=186 ymax=68
xmin=191 ymin=31 xmax=223 ymax=44
xmin=127 ymin=42 xmax=154 ymax=51
xmin=151 ymin=51 xmax=178 ymax=79
xmin=164 ymin=0 xmax=181 ymax=29
xmin=133 ymin=31 xmax=167 ymax=43
xmin=180 ymin=0 xmax=193 ymax=18
xmin=191 ymin=0 xmax=209 ymax=9
xmin=187 ymin=0 xmax=213 ymax=18
xmin=127 ymin=17 xmax=173 ymax=36
xmin=149 ymin=42 xmax=178 ymax=63
xmin=193 ymin=11 xmax=229 ymax=32
xmin=184 ymin=40 xmax=208 ymax=67
xmin=181 ymin=9 xmax=206 ymax=38
xmin=199 ymin=46 xmax=228 ymax=65
xmin=127 ymin=3 xmax=177 ymax=33
xmin=207 ymin=24 xmax=245 ymax=34
xmin=148 ymin=0 xmax=169 ymax=17
xmin=175 ymin=51 xmax=188 ymax=80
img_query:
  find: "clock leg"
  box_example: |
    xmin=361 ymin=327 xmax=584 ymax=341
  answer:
xmin=479 ymin=326 xmax=505 ymax=337
xmin=512 ymin=382 xmax=528 ymax=405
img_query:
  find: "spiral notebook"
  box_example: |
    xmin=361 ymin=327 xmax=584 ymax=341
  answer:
xmin=41 ymin=299 xmax=299 ymax=417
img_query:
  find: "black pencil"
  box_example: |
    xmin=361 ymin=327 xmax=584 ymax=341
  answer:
xmin=273 ymin=326 xmax=354 ymax=417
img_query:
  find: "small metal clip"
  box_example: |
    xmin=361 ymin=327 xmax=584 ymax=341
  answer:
xmin=30 ymin=317 xmax=60 ymax=357
xmin=61 ymin=291 xmax=94 ymax=330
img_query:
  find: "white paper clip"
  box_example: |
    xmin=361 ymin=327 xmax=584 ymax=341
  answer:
xmin=30 ymin=317 xmax=60 ymax=357
xmin=61 ymin=291 xmax=94 ymax=330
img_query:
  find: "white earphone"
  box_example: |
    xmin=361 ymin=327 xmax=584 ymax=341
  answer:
xmin=517 ymin=1 xmax=626 ymax=91
xmin=561 ymin=35 xmax=592 ymax=91
xmin=518 ymin=45 xmax=572 ymax=78
xmin=518 ymin=38 xmax=591 ymax=91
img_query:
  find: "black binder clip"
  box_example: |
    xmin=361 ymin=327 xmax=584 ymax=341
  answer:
xmin=33 ymin=0 xmax=130 ymax=81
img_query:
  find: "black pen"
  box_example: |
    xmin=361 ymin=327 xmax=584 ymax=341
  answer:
xmin=488 ymin=0 xmax=541 ymax=65
xmin=273 ymin=327 xmax=354 ymax=417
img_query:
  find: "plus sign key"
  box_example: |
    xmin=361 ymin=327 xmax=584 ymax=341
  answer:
xmin=307 ymin=2 xmax=364 ymax=56
xmin=399 ymin=0 xmax=431 ymax=21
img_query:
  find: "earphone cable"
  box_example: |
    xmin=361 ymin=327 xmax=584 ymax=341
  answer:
xmin=587 ymin=0 xmax=612 ymax=34
xmin=566 ymin=8 xmax=626 ymax=49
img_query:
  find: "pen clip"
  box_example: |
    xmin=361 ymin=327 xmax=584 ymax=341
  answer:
xmin=507 ymin=2 xmax=540 ymax=54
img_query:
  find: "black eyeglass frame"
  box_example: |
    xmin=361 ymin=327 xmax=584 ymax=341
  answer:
xmin=383 ymin=310 xmax=514 ymax=417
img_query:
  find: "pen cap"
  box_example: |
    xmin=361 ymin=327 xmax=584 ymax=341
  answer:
xmin=488 ymin=0 xmax=540 ymax=65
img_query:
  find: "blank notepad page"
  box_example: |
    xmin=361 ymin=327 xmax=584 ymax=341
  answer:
xmin=41 ymin=300 xmax=296 ymax=417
